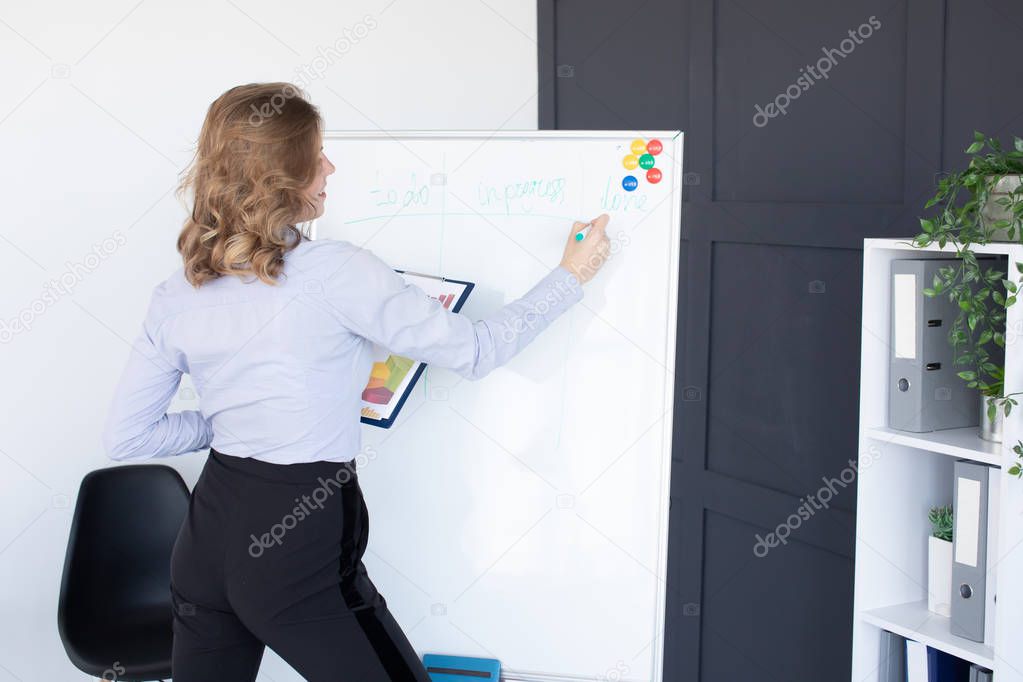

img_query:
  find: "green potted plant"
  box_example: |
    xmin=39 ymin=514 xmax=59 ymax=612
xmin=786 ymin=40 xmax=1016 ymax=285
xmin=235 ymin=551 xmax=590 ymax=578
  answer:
xmin=921 ymin=132 xmax=1023 ymax=243
xmin=927 ymin=505 xmax=953 ymax=617
xmin=914 ymin=132 xmax=1023 ymax=442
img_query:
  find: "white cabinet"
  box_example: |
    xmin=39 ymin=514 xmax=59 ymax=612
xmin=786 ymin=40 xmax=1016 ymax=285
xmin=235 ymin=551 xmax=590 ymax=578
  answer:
xmin=851 ymin=238 xmax=1023 ymax=680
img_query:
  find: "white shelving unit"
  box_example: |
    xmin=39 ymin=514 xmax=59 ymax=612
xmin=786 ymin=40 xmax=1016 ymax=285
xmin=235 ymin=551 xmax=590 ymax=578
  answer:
xmin=851 ymin=238 xmax=1023 ymax=681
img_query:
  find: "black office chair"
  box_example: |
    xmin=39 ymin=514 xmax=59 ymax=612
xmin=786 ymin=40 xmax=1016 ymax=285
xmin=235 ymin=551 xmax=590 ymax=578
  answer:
xmin=58 ymin=464 xmax=190 ymax=681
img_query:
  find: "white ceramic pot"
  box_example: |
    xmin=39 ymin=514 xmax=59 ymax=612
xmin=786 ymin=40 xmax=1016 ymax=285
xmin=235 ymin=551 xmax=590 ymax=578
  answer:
xmin=980 ymin=174 xmax=1023 ymax=241
xmin=928 ymin=535 xmax=953 ymax=617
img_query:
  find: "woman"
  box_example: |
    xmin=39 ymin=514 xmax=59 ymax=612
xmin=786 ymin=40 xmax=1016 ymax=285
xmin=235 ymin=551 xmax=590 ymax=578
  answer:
xmin=102 ymin=82 xmax=610 ymax=681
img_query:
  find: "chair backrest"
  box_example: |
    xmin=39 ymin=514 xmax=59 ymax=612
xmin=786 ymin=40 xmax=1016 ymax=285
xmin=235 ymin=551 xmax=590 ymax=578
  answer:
xmin=58 ymin=465 xmax=190 ymax=646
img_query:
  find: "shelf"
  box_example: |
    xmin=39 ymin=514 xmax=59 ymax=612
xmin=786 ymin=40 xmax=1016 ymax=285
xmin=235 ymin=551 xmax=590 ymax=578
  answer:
xmin=860 ymin=601 xmax=994 ymax=669
xmin=865 ymin=237 xmax=1023 ymax=258
xmin=864 ymin=425 xmax=1001 ymax=466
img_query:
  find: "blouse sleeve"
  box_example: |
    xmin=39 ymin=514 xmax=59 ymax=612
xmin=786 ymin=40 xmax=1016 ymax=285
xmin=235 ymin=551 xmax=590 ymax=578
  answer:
xmin=320 ymin=245 xmax=584 ymax=380
xmin=101 ymin=295 xmax=213 ymax=461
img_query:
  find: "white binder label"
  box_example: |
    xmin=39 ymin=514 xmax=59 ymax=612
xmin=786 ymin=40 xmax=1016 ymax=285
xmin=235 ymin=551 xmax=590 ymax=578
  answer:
xmin=955 ymin=477 xmax=981 ymax=567
xmin=893 ymin=273 xmax=916 ymax=359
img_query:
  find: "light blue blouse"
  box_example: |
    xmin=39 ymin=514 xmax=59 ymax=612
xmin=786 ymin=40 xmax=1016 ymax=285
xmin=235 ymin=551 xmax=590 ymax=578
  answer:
xmin=102 ymin=236 xmax=584 ymax=464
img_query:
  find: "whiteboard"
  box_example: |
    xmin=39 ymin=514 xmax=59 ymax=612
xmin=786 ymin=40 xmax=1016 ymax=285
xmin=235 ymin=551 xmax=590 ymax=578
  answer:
xmin=313 ymin=131 xmax=682 ymax=682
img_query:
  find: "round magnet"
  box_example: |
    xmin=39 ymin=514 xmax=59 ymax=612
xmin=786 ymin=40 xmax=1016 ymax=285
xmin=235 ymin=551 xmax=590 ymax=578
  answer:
xmin=638 ymin=153 xmax=655 ymax=169
xmin=630 ymin=139 xmax=647 ymax=155
xmin=622 ymin=154 xmax=639 ymax=170
xmin=646 ymin=167 xmax=662 ymax=184
xmin=646 ymin=139 xmax=663 ymax=155
xmin=622 ymin=175 xmax=638 ymax=191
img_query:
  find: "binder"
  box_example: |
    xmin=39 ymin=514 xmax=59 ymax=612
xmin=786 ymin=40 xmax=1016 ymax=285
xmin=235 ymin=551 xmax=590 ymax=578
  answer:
xmin=969 ymin=664 xmax=994 ymax=682
xmin=984 ymin=464 xmax=999 ymax=647
xmin=951 ymin=460 xmax=993 ymax=642
xmin=906 ymin=640 xmax=927 ymax=682
xmin=422 ymin=654 xmax=501 ymax=682
xmin=879 ymin=630 xmax=907 ymax=682
xmin=927 ymin=647 xmax=971 ymax=682
xmin=889 ymin=259 xmax=981 ymax=432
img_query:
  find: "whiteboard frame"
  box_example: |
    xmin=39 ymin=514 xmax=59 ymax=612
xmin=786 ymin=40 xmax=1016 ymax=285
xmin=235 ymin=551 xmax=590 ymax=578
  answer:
xmin=310 ymin=130 xmax=683 ymax=682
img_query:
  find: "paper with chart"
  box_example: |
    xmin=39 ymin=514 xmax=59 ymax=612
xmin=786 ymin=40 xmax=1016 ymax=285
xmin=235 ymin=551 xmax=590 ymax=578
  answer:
xmin=314 ymin=131 xmax=682 ymax=682
xmin=360 ymin=272 xmax=473 ymax=428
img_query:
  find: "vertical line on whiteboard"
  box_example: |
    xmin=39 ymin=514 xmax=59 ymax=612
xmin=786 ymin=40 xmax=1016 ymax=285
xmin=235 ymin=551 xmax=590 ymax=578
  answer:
xmin=423 ymin=152 xmax=448 ymax=402
xmin=556 ymin=311 xmax=572 ymax=450
xmin=556 ymin=147 xmax=586 ymax=450
xmin=424 ymin=152 xmax=447 ymax=400
xmin=439 ymin=151 xmax=446 ymax=275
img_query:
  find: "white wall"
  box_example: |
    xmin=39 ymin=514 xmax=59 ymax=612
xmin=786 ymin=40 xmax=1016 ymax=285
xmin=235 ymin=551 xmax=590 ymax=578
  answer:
xmin=0 ymin=1 xmax=537 ymax=678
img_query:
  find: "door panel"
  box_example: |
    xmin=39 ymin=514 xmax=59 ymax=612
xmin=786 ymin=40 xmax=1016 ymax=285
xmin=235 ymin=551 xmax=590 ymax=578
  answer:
xmin=539 ymin=0 xmax=1023 ymax=679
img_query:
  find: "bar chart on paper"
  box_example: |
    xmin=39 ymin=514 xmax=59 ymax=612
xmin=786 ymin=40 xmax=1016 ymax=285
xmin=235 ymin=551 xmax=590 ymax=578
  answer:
xmin=312 ymin=131 xmax=683 ymax=682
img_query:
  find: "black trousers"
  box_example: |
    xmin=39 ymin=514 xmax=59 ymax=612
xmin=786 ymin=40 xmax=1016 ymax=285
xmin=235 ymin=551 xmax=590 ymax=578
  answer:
xmin=170 ymin=448 xmax=432 ymax=681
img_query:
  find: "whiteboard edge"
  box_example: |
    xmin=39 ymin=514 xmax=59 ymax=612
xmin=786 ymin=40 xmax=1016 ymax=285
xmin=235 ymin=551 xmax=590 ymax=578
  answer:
xmin=321 ymin=130 xmax=683 ymax=141
xmin=649 ymin=132 xmax=683 ymax=682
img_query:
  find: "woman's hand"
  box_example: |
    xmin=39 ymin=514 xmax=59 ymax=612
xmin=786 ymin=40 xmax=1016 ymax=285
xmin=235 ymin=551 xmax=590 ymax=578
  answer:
xmin=560 ymin=213 xmax=611 ymax=284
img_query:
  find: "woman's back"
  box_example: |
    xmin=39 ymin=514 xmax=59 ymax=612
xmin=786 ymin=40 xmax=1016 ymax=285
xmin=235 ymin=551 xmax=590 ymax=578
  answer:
xmin=142 ymin=237 xmax=371 ymax=464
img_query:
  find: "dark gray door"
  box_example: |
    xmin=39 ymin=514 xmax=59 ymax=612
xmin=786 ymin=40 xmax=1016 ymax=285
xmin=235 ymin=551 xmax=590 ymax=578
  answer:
xmin=539 ymin=0 xmax=1023 ymax=679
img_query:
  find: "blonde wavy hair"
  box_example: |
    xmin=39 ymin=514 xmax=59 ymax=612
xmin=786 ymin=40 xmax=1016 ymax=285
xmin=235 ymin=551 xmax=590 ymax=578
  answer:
xmin=177 ymin=83 xmax=323 ymax=287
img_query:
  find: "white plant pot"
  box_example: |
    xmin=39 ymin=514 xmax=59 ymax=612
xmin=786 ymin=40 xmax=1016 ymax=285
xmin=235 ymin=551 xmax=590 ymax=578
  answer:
xmin=980 ymin=174 xmax=1023 ymax=241
xmin=928 ymin=535 xmax=953 ymax=617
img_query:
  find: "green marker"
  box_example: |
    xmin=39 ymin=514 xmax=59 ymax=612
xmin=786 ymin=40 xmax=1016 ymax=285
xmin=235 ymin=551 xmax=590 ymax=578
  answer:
xmin=575 ymin=221 xmax=593 ymax=241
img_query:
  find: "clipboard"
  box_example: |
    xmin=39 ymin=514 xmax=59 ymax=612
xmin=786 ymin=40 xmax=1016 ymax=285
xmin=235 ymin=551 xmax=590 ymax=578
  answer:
xmin=359 ymin=270 xmax=475 ymax=429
